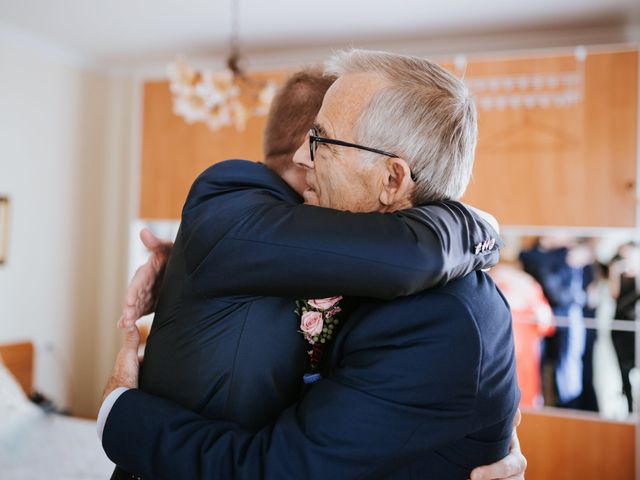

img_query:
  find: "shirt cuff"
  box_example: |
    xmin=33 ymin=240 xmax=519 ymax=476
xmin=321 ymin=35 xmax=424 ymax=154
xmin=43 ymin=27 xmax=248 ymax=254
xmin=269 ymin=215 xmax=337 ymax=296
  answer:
xmin=97 ymin=387 xmax=130 ymax=441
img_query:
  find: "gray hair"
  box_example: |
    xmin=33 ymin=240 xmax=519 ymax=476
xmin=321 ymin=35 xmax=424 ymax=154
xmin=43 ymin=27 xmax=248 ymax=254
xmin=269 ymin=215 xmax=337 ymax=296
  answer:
xmin=325 ymin=49 xmax=477 ymax=203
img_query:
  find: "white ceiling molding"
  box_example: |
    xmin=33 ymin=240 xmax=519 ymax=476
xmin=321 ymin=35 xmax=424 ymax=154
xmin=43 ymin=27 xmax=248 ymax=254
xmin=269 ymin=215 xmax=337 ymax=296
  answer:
xmin=124 ymin=23 xmax=639 ymax=80
xmin=0 ymin=0 xmax=638 ymax=75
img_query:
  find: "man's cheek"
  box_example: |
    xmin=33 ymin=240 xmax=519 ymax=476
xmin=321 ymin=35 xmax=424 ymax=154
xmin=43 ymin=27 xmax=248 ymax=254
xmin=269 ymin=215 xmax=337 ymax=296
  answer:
xmin=302 ymin=190 xmax=320 ymax=206
xmin=281 ymin=168 xmax=308 ymax=196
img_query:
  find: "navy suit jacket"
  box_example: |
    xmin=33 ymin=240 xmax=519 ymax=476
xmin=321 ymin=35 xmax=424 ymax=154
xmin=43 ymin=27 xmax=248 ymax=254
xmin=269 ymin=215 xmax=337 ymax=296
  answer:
xmin=104 ymin=160 xmax=516 ymax=479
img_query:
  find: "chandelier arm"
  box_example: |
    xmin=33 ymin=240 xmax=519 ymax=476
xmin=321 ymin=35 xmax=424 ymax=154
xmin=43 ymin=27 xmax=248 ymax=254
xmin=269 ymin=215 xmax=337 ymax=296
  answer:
xmin=168 ymin=0 xmax=276 ymax=132
xmin=229 ymin=0 xmax=240 ymax=64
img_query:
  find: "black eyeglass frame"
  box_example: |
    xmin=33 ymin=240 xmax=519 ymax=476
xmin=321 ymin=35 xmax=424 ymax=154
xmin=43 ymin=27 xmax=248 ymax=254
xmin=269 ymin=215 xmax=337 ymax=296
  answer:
xmin=307 ymin=128 xmax=399 ymax=163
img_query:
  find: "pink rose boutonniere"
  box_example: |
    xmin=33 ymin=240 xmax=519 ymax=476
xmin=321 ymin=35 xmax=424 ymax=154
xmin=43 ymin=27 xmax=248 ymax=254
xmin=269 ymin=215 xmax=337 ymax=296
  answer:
xmin=296 ymin=296 xmax=343 ymax=380
xmin=307 ymin=296 xmax=342 ymax=311
xmin=300 ymin=311 xmax=324 ymax=340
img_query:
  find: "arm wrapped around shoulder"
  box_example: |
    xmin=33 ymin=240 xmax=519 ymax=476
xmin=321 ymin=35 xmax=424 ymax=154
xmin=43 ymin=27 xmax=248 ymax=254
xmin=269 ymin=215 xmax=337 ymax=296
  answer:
xmin=179 ymin=160 xmax=503 ymax=299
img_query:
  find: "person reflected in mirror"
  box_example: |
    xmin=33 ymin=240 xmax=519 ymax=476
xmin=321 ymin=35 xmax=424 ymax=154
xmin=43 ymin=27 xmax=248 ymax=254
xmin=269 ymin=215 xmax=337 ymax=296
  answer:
xmin=519 ymin=235 xmax=598 ymax=412
xmin=609 ymin=242 xmax=640 ymax=413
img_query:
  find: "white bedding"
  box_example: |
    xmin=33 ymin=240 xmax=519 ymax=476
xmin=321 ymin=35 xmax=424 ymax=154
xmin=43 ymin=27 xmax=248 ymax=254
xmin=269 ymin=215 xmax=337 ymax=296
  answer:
xmin=0 ymin=355 xmax=114 ymax=479
xmin=0 ymin=409 xmax=115 ymax=479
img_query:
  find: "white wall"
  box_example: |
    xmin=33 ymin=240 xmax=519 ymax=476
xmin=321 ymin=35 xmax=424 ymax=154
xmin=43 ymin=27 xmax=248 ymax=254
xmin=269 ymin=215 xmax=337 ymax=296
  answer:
xmin=0 ymin=30 xmax=134 ymax=417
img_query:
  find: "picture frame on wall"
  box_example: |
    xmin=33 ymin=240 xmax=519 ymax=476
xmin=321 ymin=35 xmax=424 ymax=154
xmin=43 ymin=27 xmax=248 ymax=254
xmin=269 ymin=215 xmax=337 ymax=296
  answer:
xmin=0 ymin=196 xmax=9 ymax=264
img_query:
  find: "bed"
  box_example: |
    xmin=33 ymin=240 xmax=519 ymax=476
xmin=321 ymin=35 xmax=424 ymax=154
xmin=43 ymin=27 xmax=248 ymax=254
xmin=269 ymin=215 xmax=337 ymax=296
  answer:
xmin=0 ymin=341 xmax=115 ymax=479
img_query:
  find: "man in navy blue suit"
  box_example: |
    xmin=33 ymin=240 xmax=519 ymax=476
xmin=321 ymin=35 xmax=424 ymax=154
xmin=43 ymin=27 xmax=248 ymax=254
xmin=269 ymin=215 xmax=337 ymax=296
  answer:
xmin=100 ymin=50 xmax=521 ymax=479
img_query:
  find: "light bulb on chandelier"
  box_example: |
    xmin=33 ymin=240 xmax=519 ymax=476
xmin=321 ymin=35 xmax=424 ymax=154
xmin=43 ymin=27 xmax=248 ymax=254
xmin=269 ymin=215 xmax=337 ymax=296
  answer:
xmin=167 ymin=0 xmax=278 ymax=132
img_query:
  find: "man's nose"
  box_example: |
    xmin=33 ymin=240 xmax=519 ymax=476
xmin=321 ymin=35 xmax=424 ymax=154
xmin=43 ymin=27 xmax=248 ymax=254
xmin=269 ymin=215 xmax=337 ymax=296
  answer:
xmin=293 ymin=142 xmax=313 ymax=169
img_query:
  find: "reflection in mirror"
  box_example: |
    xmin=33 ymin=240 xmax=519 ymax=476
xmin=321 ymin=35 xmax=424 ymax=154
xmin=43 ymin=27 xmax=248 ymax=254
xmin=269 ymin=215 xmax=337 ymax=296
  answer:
xmin=495 ymin=232 xmax=639 ymax=420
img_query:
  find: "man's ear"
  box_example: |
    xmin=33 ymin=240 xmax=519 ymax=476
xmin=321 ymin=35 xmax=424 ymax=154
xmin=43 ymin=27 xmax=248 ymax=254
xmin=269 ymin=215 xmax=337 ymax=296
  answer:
xmin=379 ymin=157 xmax=414 ymax=208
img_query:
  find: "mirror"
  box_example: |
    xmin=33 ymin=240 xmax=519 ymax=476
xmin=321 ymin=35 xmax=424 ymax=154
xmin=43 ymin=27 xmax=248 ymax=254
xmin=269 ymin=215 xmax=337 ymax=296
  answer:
xmin=497 ymin=231 xmax=639 ymax=420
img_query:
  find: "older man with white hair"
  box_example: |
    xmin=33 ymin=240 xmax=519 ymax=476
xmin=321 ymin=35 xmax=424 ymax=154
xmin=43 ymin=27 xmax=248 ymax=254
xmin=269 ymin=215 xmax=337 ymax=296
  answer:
xmin=100 ymin=50 xmax=521 ymax=479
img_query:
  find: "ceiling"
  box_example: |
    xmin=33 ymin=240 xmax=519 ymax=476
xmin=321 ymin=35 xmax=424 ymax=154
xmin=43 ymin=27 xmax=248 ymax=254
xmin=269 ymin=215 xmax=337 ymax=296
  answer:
xmin=1 ymin=0 xmax=638 ymax=66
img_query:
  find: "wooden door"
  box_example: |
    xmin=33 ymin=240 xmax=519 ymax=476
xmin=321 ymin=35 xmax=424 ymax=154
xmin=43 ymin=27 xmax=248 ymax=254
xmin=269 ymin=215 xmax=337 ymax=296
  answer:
xmin=459 ymin=49 xmax=638 ymax=227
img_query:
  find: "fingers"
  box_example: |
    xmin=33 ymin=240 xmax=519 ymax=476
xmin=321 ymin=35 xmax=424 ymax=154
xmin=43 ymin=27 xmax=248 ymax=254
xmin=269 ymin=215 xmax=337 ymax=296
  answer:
xmin=120 ymin=263 xmax=155 ymax=328
xmin=469 ymin=454 xmax=524 ymax=480
xmin=103 ymin=325 xmax=142 ymax=398
xmin=470 ymin=423 xmax=526 ymax=480
xmin=125 ymin=264 xmax=147 ymax=306
xmin=140 ymin=228 xmax=162 ymax=250
xmin=513 ymin=408 xmax=522 ymax=429
xmin=140 ymin=228 xmax=173 ymax=253
xmin=510 ymin=426 xmax=521 ymax=451
xmin=122 ymin=324 xmax=141 ymax=351
xmin=118 ymin=229 xmax=168 ymax=331
xmin=118 ymin=308 xmax=138 ymax=329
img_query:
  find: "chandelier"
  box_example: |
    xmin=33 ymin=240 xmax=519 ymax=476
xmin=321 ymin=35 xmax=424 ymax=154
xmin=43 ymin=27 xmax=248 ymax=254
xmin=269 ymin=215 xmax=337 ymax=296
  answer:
xmin=167 ymin=0 xmax=277 ymax=131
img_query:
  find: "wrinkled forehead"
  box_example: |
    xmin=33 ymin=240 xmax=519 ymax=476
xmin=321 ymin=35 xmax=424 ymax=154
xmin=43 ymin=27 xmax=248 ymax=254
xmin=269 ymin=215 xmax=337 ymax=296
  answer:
xmin=315 ymin=72 xmax=388 ymax=142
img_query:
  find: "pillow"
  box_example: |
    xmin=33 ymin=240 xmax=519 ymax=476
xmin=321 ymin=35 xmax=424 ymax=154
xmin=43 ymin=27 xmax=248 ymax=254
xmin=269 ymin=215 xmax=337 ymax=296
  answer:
xmin=0 ymin=355 xmax=41 ymax=441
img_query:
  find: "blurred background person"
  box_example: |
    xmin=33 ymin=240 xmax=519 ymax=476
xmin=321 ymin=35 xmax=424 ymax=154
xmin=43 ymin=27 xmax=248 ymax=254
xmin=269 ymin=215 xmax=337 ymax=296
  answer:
xmin=608 ymin=242 xmax=640 ymax=413
xmin=569 ymin=239 xmax=600 ymax=412
xmin=519 ymin=236 xmax=598 ymax=411
xmin=491 ymin=258 xmax=555 ymax=408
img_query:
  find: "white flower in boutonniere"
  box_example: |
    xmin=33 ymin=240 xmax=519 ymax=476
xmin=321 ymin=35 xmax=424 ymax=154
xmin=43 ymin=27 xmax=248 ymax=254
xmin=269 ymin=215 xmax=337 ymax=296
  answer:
xmin=295 ymin=296 xmax=343 ymax=375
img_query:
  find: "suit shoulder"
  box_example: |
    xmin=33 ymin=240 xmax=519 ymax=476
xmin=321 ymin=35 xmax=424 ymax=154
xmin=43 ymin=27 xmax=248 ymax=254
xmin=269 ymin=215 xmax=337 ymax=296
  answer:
xmin=347 ymin=288 xmax=482 ymax=357
xmin=437 ymin=272 xmax=508 ymax=314
xmin=400 ymin=273 xmax=509 ymax=355
xmin=184 ymin=159 xmax=299 ymax=218
xmin=198 ymin=158 xmax=264 ymax=176
xmin=179 ymin=159 xmax=299 ymax=272
xmin=422 ymin=287 xmax=483 ymax=345
xmin=192 ymin=159 xmax=283 ymax=192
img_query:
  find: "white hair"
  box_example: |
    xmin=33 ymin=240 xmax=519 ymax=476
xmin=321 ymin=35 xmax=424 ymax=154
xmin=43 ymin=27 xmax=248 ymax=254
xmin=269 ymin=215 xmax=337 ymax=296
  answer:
xmin=325 ymin=49 xmax=477 ymax=203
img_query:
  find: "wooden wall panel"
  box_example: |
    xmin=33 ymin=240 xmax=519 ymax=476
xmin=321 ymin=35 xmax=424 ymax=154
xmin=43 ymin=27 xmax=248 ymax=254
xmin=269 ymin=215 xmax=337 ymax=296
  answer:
xmin=139 ymin=50 xmax=637 ymax=225
xmin=519 ymin=410 xmax=635 ymax=480
xmin=0 ymin=341 xmax=34 ymax=396
xmin=461 ymin=49 xmax=638 ymax=227
xmin=139 ymin=70 xmax=288 ymax=219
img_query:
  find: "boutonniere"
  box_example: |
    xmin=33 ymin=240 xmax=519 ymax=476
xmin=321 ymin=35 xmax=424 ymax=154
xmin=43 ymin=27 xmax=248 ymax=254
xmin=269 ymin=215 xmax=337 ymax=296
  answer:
xmin=295 ymin=296 xmax=343 ymax=383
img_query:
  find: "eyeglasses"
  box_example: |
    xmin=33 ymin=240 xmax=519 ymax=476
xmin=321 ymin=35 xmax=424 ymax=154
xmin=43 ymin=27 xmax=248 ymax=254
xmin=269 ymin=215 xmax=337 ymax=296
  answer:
xmin=307 ymin=127 xmax=399 ymax=163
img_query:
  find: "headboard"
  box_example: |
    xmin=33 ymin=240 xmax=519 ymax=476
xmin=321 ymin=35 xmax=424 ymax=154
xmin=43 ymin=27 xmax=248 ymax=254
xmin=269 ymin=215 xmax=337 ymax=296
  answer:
xmin=0 ymin=341 xmax=34 ymax=396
